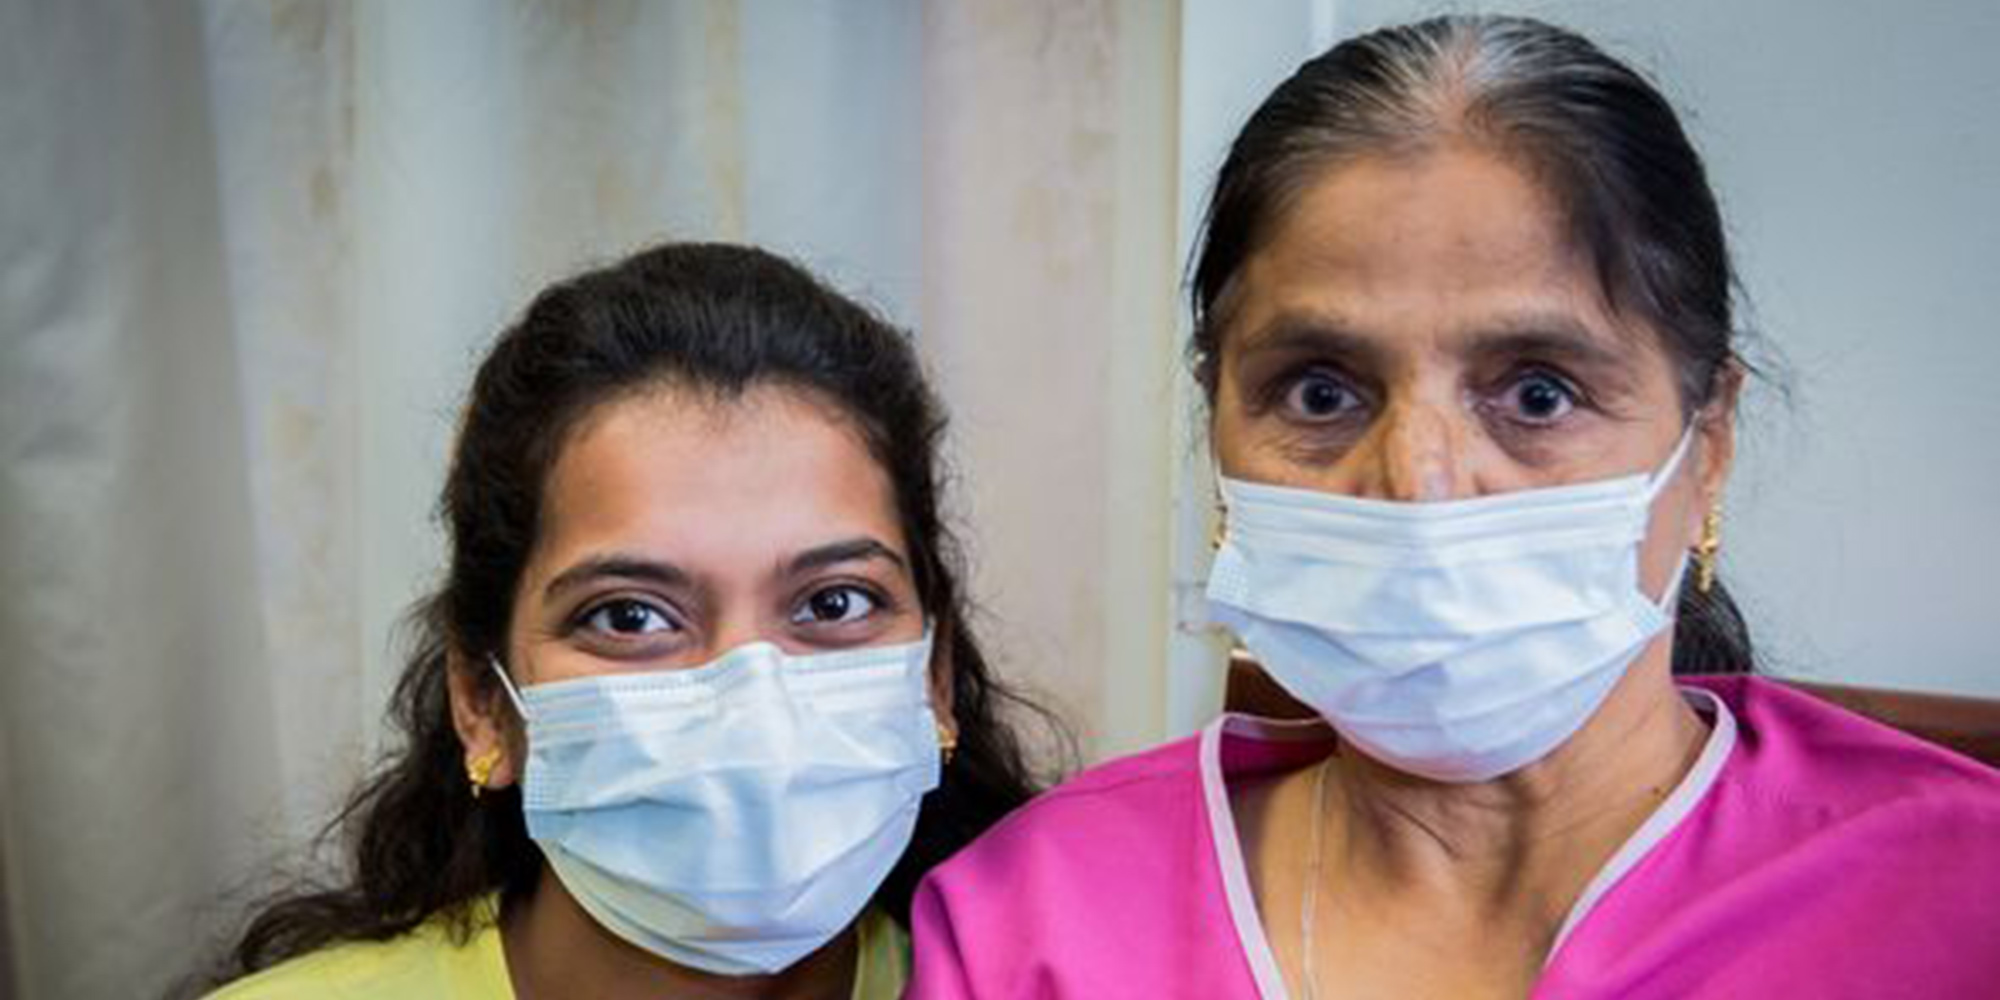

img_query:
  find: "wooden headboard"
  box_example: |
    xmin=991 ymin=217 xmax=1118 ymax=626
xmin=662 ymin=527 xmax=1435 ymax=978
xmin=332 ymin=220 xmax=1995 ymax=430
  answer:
xmin=1223 ymin=652 xmax=2000 ymax=768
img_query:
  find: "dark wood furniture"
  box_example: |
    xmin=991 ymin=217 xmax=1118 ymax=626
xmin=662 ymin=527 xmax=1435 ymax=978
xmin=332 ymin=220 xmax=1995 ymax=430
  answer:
xmin=1223 ymin=652 xmax=2000 ymax=768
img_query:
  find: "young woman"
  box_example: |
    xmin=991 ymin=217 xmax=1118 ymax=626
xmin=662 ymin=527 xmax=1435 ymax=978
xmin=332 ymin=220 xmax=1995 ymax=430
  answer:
xmin=909 ymin=16 xmax=2000 ymax=998
xmin=199 ymin=243 xmax=1051 ymax=999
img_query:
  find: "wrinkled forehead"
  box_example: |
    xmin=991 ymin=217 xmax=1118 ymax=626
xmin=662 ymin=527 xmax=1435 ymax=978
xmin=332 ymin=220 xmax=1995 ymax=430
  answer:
xmin=1217 ymin=148 xmax=1665 ymax=370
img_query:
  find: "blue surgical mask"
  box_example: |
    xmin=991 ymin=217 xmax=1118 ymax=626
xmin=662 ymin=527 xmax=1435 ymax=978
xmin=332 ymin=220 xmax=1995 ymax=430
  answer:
xmin=492 ymin=631 xmax=940 ymax=974
xmin=1206 ymin=433 xmax=1694 ymax=782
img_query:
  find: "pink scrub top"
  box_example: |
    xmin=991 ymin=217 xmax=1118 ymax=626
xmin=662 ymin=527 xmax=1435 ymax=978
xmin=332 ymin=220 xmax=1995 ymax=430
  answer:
xmin=909 ymin=676 xmax=2000 ymax=998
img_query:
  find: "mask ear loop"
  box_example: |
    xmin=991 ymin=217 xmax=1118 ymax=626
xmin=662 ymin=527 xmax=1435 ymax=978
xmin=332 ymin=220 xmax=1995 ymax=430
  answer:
xmin=1209 ymin=459 xmax=1232 ymax=551
xmin=1656 ymin=550 xmax=1694 ymax=617
xmin=1641 ymin=426 xmax=1701 ymax=616
xmin=1642 ymin=425 xmax=1703 ymax=618
xmin=488 ymin=655 xmax=530 ymax=722
xmin=1642 ymin=425 xmax=1700 ymax=503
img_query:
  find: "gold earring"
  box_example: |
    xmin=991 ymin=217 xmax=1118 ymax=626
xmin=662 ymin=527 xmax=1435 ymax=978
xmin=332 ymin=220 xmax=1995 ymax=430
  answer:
xmin=937 ymin=722 xmax=958 ymax=766
xmin=467 ymin=749 xmax=501 ymax=799
xmin=1695 ymin=504 xmax=1723 ymax=594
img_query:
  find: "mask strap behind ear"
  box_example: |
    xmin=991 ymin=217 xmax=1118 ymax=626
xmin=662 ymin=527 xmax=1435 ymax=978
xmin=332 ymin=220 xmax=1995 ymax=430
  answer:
xmin=1657 ymin=550 xmax=1693 ymax=615
xmin=488 ymin=655 xmax=530 ymax=721
xmin=1644 ymin=425 xmax=1700 ymax=502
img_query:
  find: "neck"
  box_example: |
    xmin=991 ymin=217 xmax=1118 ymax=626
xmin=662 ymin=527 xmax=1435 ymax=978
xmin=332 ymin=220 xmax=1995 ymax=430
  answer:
xmin=1321 ymin=653 xmax=1709 ymax=942
xmin=501 ymin=867 xmax=857 ymax=1000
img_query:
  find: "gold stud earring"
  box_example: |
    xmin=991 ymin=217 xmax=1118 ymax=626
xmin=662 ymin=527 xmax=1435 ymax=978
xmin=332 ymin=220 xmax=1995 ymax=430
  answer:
xmin=1695 ymin=503 xmax=1723 ymax=594
xmin=467 ymin=749 xmax=501 ymax=799
xmin=937 ymin=722 xmax=958 ymax=766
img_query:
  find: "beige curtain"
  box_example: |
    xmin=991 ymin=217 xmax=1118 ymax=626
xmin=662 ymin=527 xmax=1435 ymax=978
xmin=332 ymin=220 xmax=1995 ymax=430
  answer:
xmin=0 ymin=1 xmax=1189 ymax=997
xmin=920 ymin=1 xmax=1185 ymax=760
xmin=30 ymin=3 xmax=1995 ymax=998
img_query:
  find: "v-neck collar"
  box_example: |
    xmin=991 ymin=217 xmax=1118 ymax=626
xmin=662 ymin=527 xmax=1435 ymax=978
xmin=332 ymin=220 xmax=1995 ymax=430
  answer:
xmin=1199 ymin=687 xmax=1739 ymax=998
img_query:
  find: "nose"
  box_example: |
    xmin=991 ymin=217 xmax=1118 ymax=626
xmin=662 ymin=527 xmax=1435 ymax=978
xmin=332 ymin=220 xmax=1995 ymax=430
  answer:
xmin=705 ymin=604 xmax=775 ymax=660
xmin=1349 ymin=399 xmax=1466 ymax=502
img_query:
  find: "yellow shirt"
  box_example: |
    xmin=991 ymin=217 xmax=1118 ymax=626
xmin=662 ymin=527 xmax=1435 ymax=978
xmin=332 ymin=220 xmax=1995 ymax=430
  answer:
xmin=208 ymin=898 xmax=909 ymax=999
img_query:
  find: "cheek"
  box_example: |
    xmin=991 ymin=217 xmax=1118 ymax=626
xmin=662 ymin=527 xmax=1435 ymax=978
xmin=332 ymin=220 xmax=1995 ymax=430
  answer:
xmin=1210 ymin=385 xmax=1292 ymax=481
xmin=1209 ymin=406 xmax=1250 ymax=477
xmin=502 ymin=595 xmax=610 ymax=686
xmin=1212 ymin=408 xmax=1349 ymax=495
xmin=1637 ymin=473 xmax=1703 ymax=599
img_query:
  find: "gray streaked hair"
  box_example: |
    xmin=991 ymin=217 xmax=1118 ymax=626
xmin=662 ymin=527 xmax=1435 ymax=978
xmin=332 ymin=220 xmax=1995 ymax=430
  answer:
xmin=1190 ymin=15 xmax=1738 ymax=412
xmin=1188 ymin=15 xmax=1755 ymax=675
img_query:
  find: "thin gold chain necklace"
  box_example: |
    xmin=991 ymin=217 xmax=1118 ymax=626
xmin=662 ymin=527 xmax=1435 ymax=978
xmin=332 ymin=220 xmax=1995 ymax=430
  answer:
xmin=1300 ymin=756 xmax=1334 ymax=1000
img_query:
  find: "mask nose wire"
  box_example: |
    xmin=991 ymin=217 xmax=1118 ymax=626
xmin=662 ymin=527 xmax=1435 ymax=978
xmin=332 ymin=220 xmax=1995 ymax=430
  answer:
xmin=488 ymin=655 xmax=531 ymax=721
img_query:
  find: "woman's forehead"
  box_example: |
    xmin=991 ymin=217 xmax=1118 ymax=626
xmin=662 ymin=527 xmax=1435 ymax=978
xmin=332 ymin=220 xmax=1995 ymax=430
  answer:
xmin=1225 ymin=147 xmax=1665 ymax=368
xmin=1256 ymin=151 xmax=1573 ymax=292
xmin=532 ymin=385 xmax=905 ymax=573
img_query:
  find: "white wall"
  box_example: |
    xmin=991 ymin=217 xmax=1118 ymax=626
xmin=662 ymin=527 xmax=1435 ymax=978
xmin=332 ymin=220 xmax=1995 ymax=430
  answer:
xmin=1173 ymin=0 xmax=2000 ymax=703
xmin=1163 ymin=0 xmax=1340 ymax=737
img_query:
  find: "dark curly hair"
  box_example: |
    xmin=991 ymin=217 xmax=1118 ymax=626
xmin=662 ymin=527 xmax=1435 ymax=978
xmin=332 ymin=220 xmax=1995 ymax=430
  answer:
xmin=194 ymin=242 xmax=1058 ymax=990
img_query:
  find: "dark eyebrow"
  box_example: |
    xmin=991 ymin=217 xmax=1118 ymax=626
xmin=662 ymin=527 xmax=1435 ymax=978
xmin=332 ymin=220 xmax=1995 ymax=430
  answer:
xmin=1457 ymin=313 xmax=1635 ymax=371
xmin=1234 ymin=311 xmax=1390 ymax=370
xmin=543 ymin=554 xmax=694 ymax=601
xmin=1238 ymin=309 xmax=1634 ymax=373
xmin=784 ymin=537 xmax=908 ymax=578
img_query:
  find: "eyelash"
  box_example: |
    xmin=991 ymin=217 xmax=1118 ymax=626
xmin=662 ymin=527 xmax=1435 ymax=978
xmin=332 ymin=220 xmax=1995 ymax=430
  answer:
xmin=789 ymin=582 xmax=896 ymax=628
xmin=1484 ymin=366 xmax=1592 ymax=427
xmin=1266 ymin=365 xmax=1370 ymax=424
xmin=567 ymin=582 xmax=899 ymax=645
xmin=1261 ymin=363 xmax=1594 ymax=438
xmin=571 ymin=596 xmax=683 ymax=641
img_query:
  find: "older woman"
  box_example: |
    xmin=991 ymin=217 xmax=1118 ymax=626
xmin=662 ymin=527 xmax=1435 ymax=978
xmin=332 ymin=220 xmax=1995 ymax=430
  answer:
xmin=909 ymin=16 xmax=2000 ymax=998
xmin=196 ymin=243 xmax=1050 ymax=999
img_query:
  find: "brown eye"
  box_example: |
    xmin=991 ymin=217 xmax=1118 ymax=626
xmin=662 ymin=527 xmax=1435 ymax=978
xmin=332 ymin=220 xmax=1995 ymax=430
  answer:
xmin=1502 ymin=371 xmax=1578 ymax=424
xmin=582 ymin=599 xmax=676 ymax=637
xmin=791 ymin=585 xmax=880 ymax=625
xmin=1281 ymin=370 xmax=1362 ymax=421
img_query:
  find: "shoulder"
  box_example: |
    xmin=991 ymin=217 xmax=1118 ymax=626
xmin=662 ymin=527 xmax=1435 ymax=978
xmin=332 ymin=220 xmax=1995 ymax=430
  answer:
xmin=205 ymin=947 xmax=385 ymax=1000
xmin=908 ymin=734 xmax=1243 ymax=997
xmin=915 ymin=733 xmax=1214 ymax=920
xmin=930 ymin=734 xmax=1206 ymax=889
xmin=1692 ymin=674 xmax=2000 ymax=810
xmin=1571 ymin=678 xmax=2000 ymax=993
xmin=205 ymin=905 xmax=507 ymax=1000
xmin=852 ymin=907 xmax=910 ymax=1000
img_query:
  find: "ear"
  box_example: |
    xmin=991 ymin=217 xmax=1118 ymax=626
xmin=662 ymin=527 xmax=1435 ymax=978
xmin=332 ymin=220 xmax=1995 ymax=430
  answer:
xmin=447 ymin=648 xmax=520 ymax=791
xmin=1688 ymin=361 xmax=1744 ymax=541
xmin=926 ymin=618 xmax=959 ymax=746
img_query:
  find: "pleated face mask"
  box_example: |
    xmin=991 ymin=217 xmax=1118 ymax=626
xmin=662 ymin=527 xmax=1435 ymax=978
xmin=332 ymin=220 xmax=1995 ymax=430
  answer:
xmin=1206 ymin=432 xmax=1694 ymax=783
xmin=492 ymin=631 xmax=940 ymax=975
